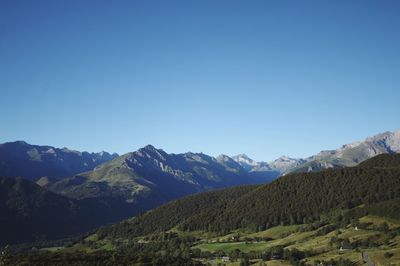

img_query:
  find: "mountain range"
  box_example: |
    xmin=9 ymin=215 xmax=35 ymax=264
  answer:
xmin=23 ymin=153 xmax=399 ymax=265
xmin=0 ymin=141 xmax=118 ymax=182
xmin=48 ymin=145 xmax=276 ymax=222
xmin=2 ymin=129 xmax=399 ymax=184
xmin=0 ymin=145 xmax=275 ymax=245
xmin=232 ymin=129 xmax=400 ymax=175
xmin=0 ymin=129 xmax=399 ymax=245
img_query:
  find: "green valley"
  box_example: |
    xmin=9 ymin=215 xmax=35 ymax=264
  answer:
xmin=3 ymin=154 xmax=400 ymax=265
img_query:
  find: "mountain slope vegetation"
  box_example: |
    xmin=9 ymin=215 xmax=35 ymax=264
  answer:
xmin=6 ymin=154 xmax=400 ymax=266
xmin=97 ymin=154 xmax=400 ymax=239
xmin=0 ymin=176 xmax=139 ymax=245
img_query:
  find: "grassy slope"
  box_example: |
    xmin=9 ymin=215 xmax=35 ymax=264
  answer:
xmin=65 ymin=214 xmax=399 ymax=265
xmin=188 ymin=215 xmax=400 ymax=265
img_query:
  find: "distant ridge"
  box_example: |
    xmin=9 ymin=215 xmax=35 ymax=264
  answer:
xmin=0 ymin=141 xmax=118 ymax=181
xmin=2 ymin=129 xmax=398 ymax=182
xmin=232 ymin=129 xmax=400 ymax=175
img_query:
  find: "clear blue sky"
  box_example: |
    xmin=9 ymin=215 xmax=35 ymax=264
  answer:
xmin=1 ymin=0 xmax=399 ymax=161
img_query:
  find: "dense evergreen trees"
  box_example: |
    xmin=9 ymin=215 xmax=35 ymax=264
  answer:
xmin=98 ymin=154 xmax=400 ymax=239
xmin=0 ymin=177 xmax=139 ymax=245
xmin=5 ymin=154 xmax=400 ymax=265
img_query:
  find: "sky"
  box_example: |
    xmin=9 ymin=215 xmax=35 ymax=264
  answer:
xmin=0 ymin=0 xmax=399 ymax=161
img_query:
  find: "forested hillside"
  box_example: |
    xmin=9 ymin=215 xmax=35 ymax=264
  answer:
xmin=0 ymin=177 xmax=139 ymax=245
xmin=6 ymin=154 xmax=400 ymax=266
xmin=98 ymin=154 xmax=400 ymax=239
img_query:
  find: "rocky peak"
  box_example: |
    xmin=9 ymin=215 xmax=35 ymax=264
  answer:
xmin=232 ymin=154 xmax=258 ymax=165
xmin=274 ymin=155 xmax=294 ymax=162
xmin=11 ymin=140 xmax=29 ymax=146
xmin=133 ymin=144 xmax=167 ymax=163
xmin=184 ymin=152 xmax=210 ymax=164
xmin=366 ymin=131 xmax=392 ymax=142
xmin=216 ymin=154 xmax=232 ymax=162
xmin=388 ymin=129 xmax=400 ymax=152
xmin=232 ymin=154 xmax=275 ymax=173
xmin=142 ymin=144 xmax=157 ymax=151
xmin=268 ymin=156 xmax=304 ymax=173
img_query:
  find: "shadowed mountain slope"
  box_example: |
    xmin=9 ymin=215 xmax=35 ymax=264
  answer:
xmin=0 ymin=141 xmax=118 ymax=181
xmin=0 ymin=176 xmax=135 ymax=245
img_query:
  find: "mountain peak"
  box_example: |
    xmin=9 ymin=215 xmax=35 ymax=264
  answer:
xmin=232 ymin=153 xmax=263 ymax=172
xmin=390 ymin=129 xmax=400 ymax=152
xmin=133 ymin=144 xmax=167 ymax=162
xmin=232 ymin=154 xmax=257 ymax=164
xmin=14 ymin=140 xmax=29 ymax=145
xmin=1 ymin=140 xmax=30 ymax=147
xmin=366 ymin=131 xmax=392 ymax=140
xmin=141 ymin=144 xmax=158 ymax=151
xmin=275 ymin=155 xmax=292 ymax=161
xmin=234 ymin=153 xmax=252 ymax=160
xmin=216 ymin=154 xmax=233 ymax=162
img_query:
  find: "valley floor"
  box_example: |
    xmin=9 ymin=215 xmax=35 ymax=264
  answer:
xmin=7 ymin=214 xmax=399 ymax=266
xmin=190 ymin=215 xmax=400 ymax=265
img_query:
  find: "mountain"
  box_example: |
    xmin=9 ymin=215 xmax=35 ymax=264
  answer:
xmin=0 ymin=176 xmax=134 ymax=245
xmin=0 ymin=145 xmax=276 ymax=246
xmin=46 ymin=129 xmax=400 ymax=225
xmin=48 ymin=145 xmax=276 ymax=221
xmin=233 ymin=129 xmax=400 ymax=175
xmin=2 ymin=130 xmax=399 ymax=248
xmin=31 ymin=154 xmax=397 ymax=266
xmin=3 ymin=129 xmax=397 ymax=184
xmin=290 ymin=129 xmax=400 ymax=173
xmin=96 ymin=154 xmax=400 ymax=239
xmin=0 ymin=141 xmax=118 ymax=181
xmin=5 ymin=155 xmax=400 ymax=265
xmin=268 ymin=155 xmax=306 ymax=173
xmin=232 ymin=154 xmax=303 ymax=176
xmin=231 ymin=154 xmax=262 ymax=171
